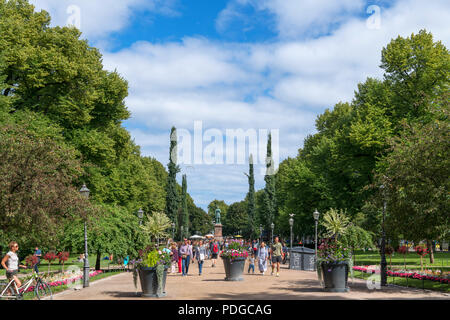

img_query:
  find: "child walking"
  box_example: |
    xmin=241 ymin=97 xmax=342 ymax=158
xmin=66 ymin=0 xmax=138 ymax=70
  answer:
xmin=248 ymin=253 xmax=255 ymax=274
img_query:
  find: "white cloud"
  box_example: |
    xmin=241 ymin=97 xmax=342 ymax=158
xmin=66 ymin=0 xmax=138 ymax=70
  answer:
xmin=30 ymin=0 xmax=179 ymax=41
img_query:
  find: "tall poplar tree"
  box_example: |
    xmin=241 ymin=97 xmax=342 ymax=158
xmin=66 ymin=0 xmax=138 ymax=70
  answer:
xmin=165 ymin=127 xmax=180 ymax=228
xmin=245 ymin=154 xmax=257 ymax=239
xmin=181 ymin=174 xmax=189 ymax=237
xmin=263 ymin=133 xmax=276 ymax=231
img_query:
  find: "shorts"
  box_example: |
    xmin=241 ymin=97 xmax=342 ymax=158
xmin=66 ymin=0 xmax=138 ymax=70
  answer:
xmin=272 ymin=255 xmax=282 ymax=263
xmin=6 ymin=270 xmax=18 ymax=280
xmin=211 ymin=253 xmax=218 ymax=259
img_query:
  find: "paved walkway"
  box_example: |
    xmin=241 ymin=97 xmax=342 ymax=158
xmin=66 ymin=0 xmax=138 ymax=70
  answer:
xmin=51 ymin=259 xmax=449 ymax=300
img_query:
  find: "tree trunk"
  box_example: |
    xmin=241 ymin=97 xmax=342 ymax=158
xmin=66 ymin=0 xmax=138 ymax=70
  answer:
xmin=427 ymin=240 xmax=434 ymax=264
xmin=95 ymin=251 xmax=101 ymax=271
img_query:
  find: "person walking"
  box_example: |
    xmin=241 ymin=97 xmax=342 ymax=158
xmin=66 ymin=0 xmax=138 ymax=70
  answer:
xmin=179 ymin=239 xmax=192 ymax=276
xmin=194 ymin=240 xmax=207 ymax=276
xmin=177 ymin=242 xmax=183 ymax=273
xmin=257 ymin=242 xmax=269 ymax=275
xmin=33 ymin=246 xmax=42 ymax=274
xmin=248 ymin=253 xmax=255 ymax=274
xmin=211 ymin=240 xmax=219 ymax=267
xmin=170 ymin=242 xmax=179 ymax=274
xmin=1 ymin=241 xmax=27 ymax=289
xmin=271 ymin=237 xmax=284 ymax=277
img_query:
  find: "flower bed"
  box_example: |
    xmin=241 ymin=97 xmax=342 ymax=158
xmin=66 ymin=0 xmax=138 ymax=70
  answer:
xmin=353 ymin=266 xmax=449 ymax=284
xmin=22 ymin=270 xmax=103 ymax=293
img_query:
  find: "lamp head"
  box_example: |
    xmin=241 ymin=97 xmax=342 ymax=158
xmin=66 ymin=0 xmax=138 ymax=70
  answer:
xmin=79 ymin=184 xmax=90 ymax=199
xmin=313 ymin=209 xmax=320 ymax=221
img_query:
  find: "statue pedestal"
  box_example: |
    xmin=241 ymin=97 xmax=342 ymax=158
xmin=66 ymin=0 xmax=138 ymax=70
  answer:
xmin=214 ymin=224 xmax=223 ymax=241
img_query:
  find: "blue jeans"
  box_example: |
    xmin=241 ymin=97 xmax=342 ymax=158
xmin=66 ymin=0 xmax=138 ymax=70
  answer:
xmin=248 ymin=264 xmax=255 ymax=273
xmin=182 ymin=256 xmax=190 ymax=275
xmin=198 ymin=260 xmax=204 ymax=275
xmin=34 ymin=262 xmax=40 ymax=273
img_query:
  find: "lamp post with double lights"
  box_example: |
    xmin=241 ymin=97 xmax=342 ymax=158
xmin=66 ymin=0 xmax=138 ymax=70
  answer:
xmin=313 ymin=209 xmax=320 ymax=264
xmin=79 ymin=184 xmax=90 ymax=288
xmin=289 ymin=214 xmax=294 ymax=251
xmin=380 ymin=184 xmax=387 ymax=286
xmin=270 ymin=223 xmax=274 ymax=245
xmin=137 ymin=208 xmax=144 ymax=226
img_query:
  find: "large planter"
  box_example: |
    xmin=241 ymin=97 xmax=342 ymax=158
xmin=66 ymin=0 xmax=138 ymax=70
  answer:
xmin=138 ymin=267 xmax=168 ymax=297
xmin=320 ymin=261 xmax=350 ymax=292
xmin=222 ymin=257 xmax=246 ymax=281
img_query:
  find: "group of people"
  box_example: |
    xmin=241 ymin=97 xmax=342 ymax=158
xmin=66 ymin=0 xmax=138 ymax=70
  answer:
xmin=167 ymin=238 xmax=222 ymax=276
xmin=166 ymin=236 xmax=288 ymax=278
xmin=246 ymin=237 xmax=286 ymax=277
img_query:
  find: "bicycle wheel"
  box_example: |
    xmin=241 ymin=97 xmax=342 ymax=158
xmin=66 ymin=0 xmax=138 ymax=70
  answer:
xmin=0 ymin=286 xmax=16 ymax=300
xmin=34 ymin=281 xmax=53 ymax=300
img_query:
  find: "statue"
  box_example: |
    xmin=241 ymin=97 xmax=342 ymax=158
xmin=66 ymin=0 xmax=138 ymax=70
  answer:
xmin=215 ymin=208 xmax=221 ymax=225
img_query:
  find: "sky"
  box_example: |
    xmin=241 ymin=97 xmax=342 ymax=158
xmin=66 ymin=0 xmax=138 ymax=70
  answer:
xmin=30 ymin=0 xmax=450 ymax=210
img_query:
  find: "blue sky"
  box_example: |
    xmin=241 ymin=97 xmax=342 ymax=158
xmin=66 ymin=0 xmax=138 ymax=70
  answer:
xmin=31 ymin=0 xmax=450 ymax=210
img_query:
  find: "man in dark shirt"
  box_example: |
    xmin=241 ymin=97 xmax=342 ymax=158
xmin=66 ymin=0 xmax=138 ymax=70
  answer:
xmin=34 ymin=247 xmax=42 ymax=273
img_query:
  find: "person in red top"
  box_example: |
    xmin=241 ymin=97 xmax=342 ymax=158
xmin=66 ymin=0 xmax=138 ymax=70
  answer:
xmin=211 ymin=240 xmax=219 ymax=267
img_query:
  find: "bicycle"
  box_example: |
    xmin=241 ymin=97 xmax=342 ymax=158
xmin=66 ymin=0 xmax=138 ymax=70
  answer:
xmin=0 ymin=269 xmax=53 ymax=300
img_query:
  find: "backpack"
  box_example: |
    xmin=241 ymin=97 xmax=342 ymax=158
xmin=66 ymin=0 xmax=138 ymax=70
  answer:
xmin=213 ymin=244 xmax=218 ymax=253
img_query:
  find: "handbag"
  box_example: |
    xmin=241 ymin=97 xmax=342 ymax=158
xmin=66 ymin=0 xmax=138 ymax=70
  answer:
xmin=199 ymin=253 xmax=205 ymax=261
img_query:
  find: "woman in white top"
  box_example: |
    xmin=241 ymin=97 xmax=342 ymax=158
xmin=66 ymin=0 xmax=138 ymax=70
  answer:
xmin=1 ymin=241 xmax=27 ymax=288
xmin=257 ymin=242 xmax=269 ymax=275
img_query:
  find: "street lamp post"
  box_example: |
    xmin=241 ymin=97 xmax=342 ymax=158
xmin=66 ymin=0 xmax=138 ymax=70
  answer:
xmin=380 ymin=185 xmax=387 ymax=286
xmin=313 ymin=209 xmax=320 ymax=267
xmin=137 ymin=208 xmax=144 ymax=226
xmin=172 ymin=223 xmax=175 ymax=242
xmin=289 ymin=214 xmax=294 ymax=252
xmin=181 ymin=225 xmax=184 ymax=241
xmin=270 ymin=223 xmax=274 ymax=245
xmin=259 ymin=225 xmax=263 ymax=244
xmin=79 ymin=184 xmax=90 ymax=288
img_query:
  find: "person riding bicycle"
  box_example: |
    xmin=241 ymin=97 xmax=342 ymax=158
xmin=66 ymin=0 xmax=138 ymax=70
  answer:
xmin=1 ymin=241 xmax=27 ymax=289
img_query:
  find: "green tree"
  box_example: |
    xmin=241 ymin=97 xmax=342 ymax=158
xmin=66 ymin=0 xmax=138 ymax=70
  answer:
xmin=224 ymin=201 xmax=248 ymax=237
xmin=245 ymin=154 xmax=257 ymax=239
xmin=375 ymin=102 xmax=449 ymax=263
xmin=180 ymin=174 xmax=189 ymax=237
xmin=0 ymin=113 xmax=89 ymax=249
xmin=165 ymin=127 xmax=180 ymax=226
xmin=262 ymin=133 xmax=276 ymax=230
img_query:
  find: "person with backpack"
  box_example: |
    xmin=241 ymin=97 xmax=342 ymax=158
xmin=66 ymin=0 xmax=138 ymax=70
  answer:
xmin=193 ymin=240 xmax=207 ymax=276
xmin=211 ymin=240 xmax=219 ymax=267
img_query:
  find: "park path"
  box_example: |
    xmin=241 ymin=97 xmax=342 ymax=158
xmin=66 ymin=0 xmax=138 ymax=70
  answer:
xmin=51 ymin=259 xmax=449 ymax=300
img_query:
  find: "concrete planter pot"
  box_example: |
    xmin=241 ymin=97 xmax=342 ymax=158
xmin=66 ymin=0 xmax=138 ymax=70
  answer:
xmin=138 ymin=267 xmax=168 ymax=297
xmin=320 ymin=261 xmax=350 ymax=292
xmin=222 ymin=257 xmax=246 ymax=281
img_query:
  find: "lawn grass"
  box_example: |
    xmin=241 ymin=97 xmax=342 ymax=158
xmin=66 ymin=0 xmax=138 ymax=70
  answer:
xmin=353 ymin=250 xmax=450 ymax=271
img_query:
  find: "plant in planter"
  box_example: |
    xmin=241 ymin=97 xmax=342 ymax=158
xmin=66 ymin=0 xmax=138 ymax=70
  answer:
xmin=132 ymin=245 xmax=171 ymax=297
xmin=220 ymin=239 xmax=248 ymax=281
xmin=316 ymin=208 xmax=352 ymax=292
